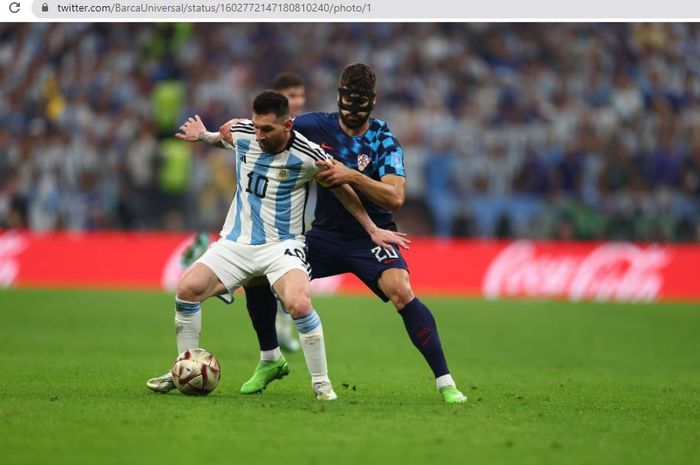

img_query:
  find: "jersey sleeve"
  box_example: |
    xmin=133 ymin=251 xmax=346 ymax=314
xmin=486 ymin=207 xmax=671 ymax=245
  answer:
xmin=292 ymin=135 xmax=332 ymax=180
xmin=227 ymin=120 xmax=255 ymax=146
xmin=305 ymin=147 xmax=333 ymax=177
xmin=376 ymin=126 xmax=406 ymax=178
xmin=221 ymin=120 xmax=254 ymax=151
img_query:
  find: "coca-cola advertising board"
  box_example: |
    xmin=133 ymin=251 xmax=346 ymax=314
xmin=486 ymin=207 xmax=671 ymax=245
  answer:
xmin=1 ymin=231 xmax=698 ymax=302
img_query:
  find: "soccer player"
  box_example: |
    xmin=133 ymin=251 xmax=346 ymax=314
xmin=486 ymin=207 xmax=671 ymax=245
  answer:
xmin=146 ymin=91 xmax=409 ymax=400
xmin=181 ymin=71 xmax=308 ymax=353
xmin=219 ymin=64 xmax=467 ymax=404
xmin=272 ymin=71 xmax=306 ymax=117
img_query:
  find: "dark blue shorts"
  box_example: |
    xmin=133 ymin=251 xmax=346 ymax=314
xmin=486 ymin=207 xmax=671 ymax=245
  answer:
xmin=305 ymin=229 xmax=409 ymax=302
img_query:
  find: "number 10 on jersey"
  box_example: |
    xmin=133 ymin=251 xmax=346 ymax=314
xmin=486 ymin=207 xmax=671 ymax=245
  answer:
xmin=246 ymin=172 xmax=269 ymax=199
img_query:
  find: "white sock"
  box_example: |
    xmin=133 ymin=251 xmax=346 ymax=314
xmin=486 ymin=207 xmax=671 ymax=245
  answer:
xmin=436 ymin=374 xmax=456 ymax=390
xmin=260 ymin=347 xmax=281 ymax=362
xmin=294 ymin=310 xmax=329 ymax=384
xmin=174 ymin=298 xmax=201 ymax=354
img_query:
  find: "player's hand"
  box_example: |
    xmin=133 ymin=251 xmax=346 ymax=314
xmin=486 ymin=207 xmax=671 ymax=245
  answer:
xmin=219 ymin=118 xmax=244 ymax=145
xmin=176 ymin=115 xmax=207 ymax=142
xmin=368 ymin=227 xmax=410 ymax=250
xmin=314 ymin=159 xmax=359 ymax=186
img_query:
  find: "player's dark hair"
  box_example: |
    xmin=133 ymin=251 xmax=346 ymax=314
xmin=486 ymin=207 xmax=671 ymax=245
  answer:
xmin=272 ymin=71 xmax=305 ymax=91
xmin=340 ymin=63 xmax=376 ymax=91
xmin=253 ymin=91 xmax=290 ymax=119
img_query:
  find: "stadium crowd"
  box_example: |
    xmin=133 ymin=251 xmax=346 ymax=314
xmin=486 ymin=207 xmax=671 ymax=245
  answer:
xmin=1 ymin=23 xmax=699 ymax=241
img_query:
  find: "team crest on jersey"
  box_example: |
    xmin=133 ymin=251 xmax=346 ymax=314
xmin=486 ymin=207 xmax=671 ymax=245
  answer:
xmin=277 ymin=168 xmax=289 ymax=180
xmin=357 ymin=154 xmax=371 ymax=172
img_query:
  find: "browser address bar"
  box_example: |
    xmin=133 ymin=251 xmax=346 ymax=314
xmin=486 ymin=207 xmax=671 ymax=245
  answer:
xmin=11 ymin=0 xmax=700 ymax=20
xmin=34 ymin=0 xmax=373 ymax=18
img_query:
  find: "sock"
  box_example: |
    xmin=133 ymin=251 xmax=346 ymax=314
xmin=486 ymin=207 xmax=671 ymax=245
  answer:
xmin=244 ymin=285 xmax=279 ymax=351
xmin=436 ymin=374 xmax=456 ymax=389
xmin=260 ymin=347 xmax=281 ymax=362
xmin=174 ymin=298 xmax=201 ymax=354
xmin=293 ymin=310 xmax=329 ymax=384
xmin=398 ymin=297 xmax=450 ymax=379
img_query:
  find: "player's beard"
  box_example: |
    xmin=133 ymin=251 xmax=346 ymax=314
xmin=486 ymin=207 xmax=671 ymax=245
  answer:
xmin=340 ymin=111 xmax=370 ymax=129
xmin=259 ymin=137 xmax=283 ymax=153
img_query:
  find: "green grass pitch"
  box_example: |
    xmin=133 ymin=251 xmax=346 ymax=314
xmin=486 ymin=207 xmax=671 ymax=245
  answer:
xmin=1 ymin=289 xmax=698 ymax=465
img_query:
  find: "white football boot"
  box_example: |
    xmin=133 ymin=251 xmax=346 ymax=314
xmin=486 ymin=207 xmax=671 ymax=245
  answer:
xmin=313 ymin=380 xmax=338 ymax=401
xmin=146 ymin=372 xmax=176 ymax=393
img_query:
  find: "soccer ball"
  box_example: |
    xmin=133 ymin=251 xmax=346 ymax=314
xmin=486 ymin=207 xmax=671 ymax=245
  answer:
xmin=171 ymin=348 xmax=221 ymax=395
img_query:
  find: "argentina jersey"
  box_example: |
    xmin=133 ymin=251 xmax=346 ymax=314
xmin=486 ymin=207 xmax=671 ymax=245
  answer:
xmin=292 ymin=112 xmax=405 ymax=236
xmin=220 ymin=120 xmax=330 ymax=245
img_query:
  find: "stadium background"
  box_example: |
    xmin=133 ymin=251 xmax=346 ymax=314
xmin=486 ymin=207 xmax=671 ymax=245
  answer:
xmin=1 ymin=23 xmax=699 ymax=465
xmin=2 ymin=23 xmax=700 ymax=241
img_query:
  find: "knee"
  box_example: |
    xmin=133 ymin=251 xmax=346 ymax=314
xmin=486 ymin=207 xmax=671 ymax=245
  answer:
xmin=385 ymin=282 xmax=415 ymax=310
xmin=283 ymin=293 xmax=312 ymax=319
xmin=176 ymin=275 xmax=208 ymax=303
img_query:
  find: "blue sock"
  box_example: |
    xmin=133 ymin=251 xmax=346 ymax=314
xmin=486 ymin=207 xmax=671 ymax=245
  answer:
xmin=293 ymin=310 xmax=321 ymax=333
xmin=244 ymin=285 xmax=279 ymax=351
xmin=398 ymin=298 xmax=450 ymax=378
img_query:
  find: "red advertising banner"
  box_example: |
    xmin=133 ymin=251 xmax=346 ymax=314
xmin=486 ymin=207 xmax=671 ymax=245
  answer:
xmin=1 ymin=231 xmax=698 ymax=302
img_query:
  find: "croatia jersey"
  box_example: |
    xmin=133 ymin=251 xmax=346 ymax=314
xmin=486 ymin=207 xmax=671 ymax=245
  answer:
xmin=293 ymin=112 xmax=405 ymax=236
xmin=220 ymin=120 xmax=330 ymax=245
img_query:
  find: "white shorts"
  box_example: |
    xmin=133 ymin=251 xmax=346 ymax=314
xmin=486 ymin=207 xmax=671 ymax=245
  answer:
xmin=196 ymin=238 xmax=310 ymax=302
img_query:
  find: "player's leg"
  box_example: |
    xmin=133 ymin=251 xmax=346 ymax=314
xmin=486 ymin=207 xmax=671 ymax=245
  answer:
xmin=174 ymin=263 xmax=228 ymax=351
xmin=240 ymin=278 xmax=290 ymax=394
xmin=272 ymin=268 xmax=336 ymax=400
xmin=243 ymin=274 xmax=299 ymax=354
xmin=274 ymin=233 xmax=348 ymax=353
xmin=341 ymin=238 xmax=466 ymax=404
xmin=377 ymin=268 xmax=466 ymax=404
xmin=148 ymin=240 xmax=246 ymax=393
xmin=146 ymin=262 xmax=228 ymax=393
xmin=276 ymin=307 xmax=300 ymax=352
xmin=244 ymin=277 xmax=279 ymax=356
xmin=241 ymin=234 xmax=344 ymax=395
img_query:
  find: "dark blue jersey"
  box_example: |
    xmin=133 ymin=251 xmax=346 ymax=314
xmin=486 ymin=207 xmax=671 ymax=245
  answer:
xmin=293 ymin=112 xmax=405 ymax=236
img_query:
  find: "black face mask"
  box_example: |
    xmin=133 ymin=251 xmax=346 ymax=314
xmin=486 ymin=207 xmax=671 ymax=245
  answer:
xmin=337 ymin=88 xmax=375 ymax=129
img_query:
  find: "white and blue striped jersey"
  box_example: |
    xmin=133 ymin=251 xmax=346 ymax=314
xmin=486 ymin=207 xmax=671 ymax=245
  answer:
xmin=220 ymin=120 xmax=330 ymax=245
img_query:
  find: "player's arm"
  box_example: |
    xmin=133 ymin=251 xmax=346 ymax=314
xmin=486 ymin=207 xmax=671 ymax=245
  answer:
xmin=326 ymin=182 xmax=410 ymax=250
xmin=175 ymin=114 xmax=227 ymax=148
xmin=218 ymin=118 xmax=245 ymax=145
xmin=315 ymin=160 xmax=405 ymax=211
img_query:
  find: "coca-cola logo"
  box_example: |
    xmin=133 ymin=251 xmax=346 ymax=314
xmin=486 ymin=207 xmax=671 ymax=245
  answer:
xmin=0 ymin=232 xmax=28 ymax=287
xmin=483 ymin=241 xmax=670 ymax=303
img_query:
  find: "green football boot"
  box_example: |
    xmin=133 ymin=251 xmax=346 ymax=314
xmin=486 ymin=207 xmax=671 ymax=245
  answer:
xmin=440 ymin=385 xmax=467 ymax=404
xmin=181 ymin=232 xmax=210 ymax=268
xmin=240 ymin=356 xmax=290 ymax=394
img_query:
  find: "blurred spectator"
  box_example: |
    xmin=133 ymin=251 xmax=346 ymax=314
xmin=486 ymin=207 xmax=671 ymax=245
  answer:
xmin=0 ymin=23 xmax=699 ymax=242
xmin=423 ymin=139 xmax=458 ymax=237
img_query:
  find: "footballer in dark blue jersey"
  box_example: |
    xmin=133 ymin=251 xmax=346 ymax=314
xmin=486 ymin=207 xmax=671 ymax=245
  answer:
xmin=293 ymin=111 xmax=405 ymax=237
xmin=240 ymin=63 xmax=466 ymax=404
xmin=290 ymin=111 xmax=410 ymax=299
